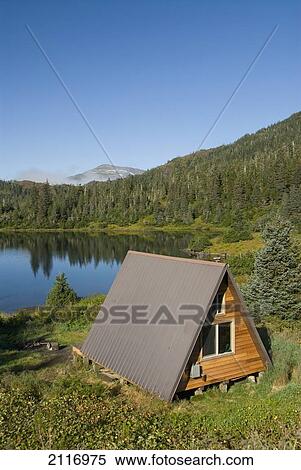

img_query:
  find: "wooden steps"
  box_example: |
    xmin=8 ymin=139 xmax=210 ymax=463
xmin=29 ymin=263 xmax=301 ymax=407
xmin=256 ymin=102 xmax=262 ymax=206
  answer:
xmin=72 ymin=346 xmax=124 ymax=384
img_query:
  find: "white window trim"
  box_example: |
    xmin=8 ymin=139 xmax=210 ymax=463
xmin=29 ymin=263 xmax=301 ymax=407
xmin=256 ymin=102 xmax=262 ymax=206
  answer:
xmin=201 ymin=320 xmax=235 ymax=360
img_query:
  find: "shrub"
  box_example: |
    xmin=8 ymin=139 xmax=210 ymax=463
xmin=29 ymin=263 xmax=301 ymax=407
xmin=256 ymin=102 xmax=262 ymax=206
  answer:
xmin=46 ymin=273 xmax=78 ymax=309
xmin=228 ymin=252 xmax=255 ymax=277
xmin=223 ymin=225 xmax=253 ymax=243
xmin=266 ymin=333 xmax=301 ymax=386
xmin=189 ymin=233 xmax=212 ymax=252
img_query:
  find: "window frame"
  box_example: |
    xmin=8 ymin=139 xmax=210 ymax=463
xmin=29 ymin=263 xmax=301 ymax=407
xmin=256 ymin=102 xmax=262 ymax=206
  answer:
xmin=201 ymin=320 xmax=235 ymax=360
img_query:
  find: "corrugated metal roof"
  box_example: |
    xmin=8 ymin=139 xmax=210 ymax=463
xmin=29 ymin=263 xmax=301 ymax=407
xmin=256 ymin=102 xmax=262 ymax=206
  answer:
xmin=81 ymin=251 xmax=227 ymax=401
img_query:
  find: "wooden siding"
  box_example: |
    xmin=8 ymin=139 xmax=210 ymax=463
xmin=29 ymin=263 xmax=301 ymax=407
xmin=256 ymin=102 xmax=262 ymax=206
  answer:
xmin=177 ymin=276 xmax=267 ymax=392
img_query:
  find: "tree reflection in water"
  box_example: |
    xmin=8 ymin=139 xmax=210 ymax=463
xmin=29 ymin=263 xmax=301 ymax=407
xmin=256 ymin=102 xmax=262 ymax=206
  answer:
xmin=0 ymin=231 xmax=192 ymax=278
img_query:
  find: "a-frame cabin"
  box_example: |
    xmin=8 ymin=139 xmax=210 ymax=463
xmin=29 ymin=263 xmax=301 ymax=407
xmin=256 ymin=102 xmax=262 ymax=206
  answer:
xmin=81 ymin=251 xmax=270 ymax=401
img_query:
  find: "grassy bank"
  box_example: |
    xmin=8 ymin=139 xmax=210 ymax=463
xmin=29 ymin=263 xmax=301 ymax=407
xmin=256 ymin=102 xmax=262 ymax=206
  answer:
xmin=0 ymin=295 xmax=300 ymax=450
xmin=0 ymin=216 xmax=223 ymax=235
xmin=0 ymin=224 xmax=210 ymax=235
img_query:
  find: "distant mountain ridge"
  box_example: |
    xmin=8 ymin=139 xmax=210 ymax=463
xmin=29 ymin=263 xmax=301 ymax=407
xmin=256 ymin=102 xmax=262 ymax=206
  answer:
xmin=67 ymin=164 xmax=144 ymax=184
xmin=1 ymin=111 xmax=300 ymax=229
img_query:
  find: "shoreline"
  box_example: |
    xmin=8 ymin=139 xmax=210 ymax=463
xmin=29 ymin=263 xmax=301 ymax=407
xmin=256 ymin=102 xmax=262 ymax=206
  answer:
xmin=0 ymin=218 xmax=223 ymax=235
xmin=0 ymin=224 xmax=207 ymax=235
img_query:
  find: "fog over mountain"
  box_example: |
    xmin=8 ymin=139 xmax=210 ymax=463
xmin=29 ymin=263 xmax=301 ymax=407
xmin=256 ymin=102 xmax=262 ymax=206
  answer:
xmin=16 ymin=164 xmax=145 ymax=185
xmin=67 ymin=164 xmax=144 ymax=184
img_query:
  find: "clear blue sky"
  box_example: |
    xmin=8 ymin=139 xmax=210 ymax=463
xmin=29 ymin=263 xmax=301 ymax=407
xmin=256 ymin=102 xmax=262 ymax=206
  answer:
xmin=0 ymin=0 xmax=300 ymax=181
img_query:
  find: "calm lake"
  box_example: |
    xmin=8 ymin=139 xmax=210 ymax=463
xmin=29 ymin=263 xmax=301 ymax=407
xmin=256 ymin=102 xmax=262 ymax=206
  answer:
xmin=0 ymin=231 xmax=192 ymax=312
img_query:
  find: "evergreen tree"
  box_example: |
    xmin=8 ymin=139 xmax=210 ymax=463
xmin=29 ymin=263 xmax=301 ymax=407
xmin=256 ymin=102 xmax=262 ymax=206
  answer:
xmin=189 ymin=233 xmax=212 ymax=251
xmin=0 ymin=112 xmax=301 ymax=229
xmin=243 ymin=218 xmax=301 ymax=320
xmin=37 ymin=181 xmax=51 ymax=225
xmin=46 ymin=273 xmax=78 ymax=308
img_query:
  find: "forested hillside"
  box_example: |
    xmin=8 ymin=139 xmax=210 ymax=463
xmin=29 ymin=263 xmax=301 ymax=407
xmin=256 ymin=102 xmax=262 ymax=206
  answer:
xmin=1 ymin=112 xmax=301 ymax=229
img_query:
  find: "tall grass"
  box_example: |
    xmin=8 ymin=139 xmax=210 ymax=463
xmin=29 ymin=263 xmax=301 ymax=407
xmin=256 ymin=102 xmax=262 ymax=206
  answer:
xmin=0 ymin=303 xmax=300 ymax=449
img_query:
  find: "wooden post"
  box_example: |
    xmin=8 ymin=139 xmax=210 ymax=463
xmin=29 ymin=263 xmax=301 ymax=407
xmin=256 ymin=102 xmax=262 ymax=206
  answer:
xmin=83 ymin=356 xmax=90 ymax=366
xmin=194 ymin=386 xmax=204 ymax=396
xmin=247 ymin=375 xmax=257 ymax=383
xmin=219 ymin=381 xmax=229 ymax=393
xmin=257 ymin=371 xmax=265 ymax=383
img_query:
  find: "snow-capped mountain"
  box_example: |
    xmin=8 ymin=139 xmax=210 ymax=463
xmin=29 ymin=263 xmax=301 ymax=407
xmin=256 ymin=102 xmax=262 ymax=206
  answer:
xmin=67 ymin=164 xmax=144 ymax=184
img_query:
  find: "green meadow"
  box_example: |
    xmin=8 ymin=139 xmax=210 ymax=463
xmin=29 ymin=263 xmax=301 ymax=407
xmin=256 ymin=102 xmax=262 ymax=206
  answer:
xmin=0 ymin=293 xmax=300 ymax=450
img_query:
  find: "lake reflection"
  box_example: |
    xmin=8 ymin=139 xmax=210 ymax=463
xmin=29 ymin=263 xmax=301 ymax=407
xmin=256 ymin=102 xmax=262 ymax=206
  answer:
xmin=0 ymin=231 xmax=191 ymax=312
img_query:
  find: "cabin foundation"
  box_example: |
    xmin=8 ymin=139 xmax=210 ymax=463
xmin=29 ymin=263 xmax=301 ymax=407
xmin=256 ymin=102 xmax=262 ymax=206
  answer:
xmin=72 ymin=346 xmax=126 ymax=384
xmin=194 ymin=386 xmax=204 ymax=396
xmin=247 ymin=375 xmax=257 ymax=383
xmin=219 ymin=381 xmax=229 ymax=393
xmin=257 ymin=371 xmax=265 ymax=383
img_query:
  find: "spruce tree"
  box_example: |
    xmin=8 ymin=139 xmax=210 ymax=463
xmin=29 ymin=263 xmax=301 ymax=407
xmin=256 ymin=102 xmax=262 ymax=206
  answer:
xmin=46 ymin=273 xmax=78 ymax=308
xmin=243 ymin=218 xmax=301 ymax=320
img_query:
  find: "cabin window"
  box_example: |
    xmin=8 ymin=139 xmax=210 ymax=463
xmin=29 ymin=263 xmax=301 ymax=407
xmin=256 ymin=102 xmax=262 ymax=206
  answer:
xmin=202 ymin=321 xmax=233 ymax=358
xmin=215 ymin=292 xmax=225 ymax=314
xmin=218 ymin=322 xmax=232 ymax=354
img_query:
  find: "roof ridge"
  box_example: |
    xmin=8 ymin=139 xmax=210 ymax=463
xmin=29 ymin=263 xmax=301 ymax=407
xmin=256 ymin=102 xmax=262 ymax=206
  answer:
xmin=127 ymin=250 xmax=227 ymax=267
